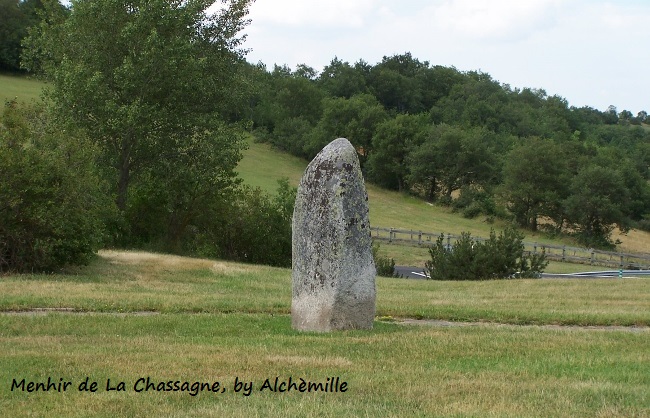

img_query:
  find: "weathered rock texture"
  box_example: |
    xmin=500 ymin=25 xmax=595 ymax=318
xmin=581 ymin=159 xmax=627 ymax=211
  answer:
xmin=292 ymin=138 xmax=376 ymax=331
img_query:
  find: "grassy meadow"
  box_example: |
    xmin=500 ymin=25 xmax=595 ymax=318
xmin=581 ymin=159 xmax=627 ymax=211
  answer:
xmin=1 ymin=251 xmax=649 ymax=417
xmin=0 ymin=73 xmax=44 ymax=104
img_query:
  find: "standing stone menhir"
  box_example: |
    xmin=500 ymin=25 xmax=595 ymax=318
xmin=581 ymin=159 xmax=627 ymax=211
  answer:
xmin=292 ymin=138 xmax=376 ymax=332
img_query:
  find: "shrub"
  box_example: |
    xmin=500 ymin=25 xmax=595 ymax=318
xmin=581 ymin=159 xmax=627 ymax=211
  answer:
xmin=186 ymin=180 xmax=296 ymax=267
xmin=372 ymin=242 xmax=398 ymax=278
xmin=636 ymin=217 xmax=650 ymax=233
xmin=425 ymin=227 xmax=548 ymax=280
xmin=452 ymin=186 xmax=499 ymax=219
xmin=0 ymin=102 xmax=115 ymax=272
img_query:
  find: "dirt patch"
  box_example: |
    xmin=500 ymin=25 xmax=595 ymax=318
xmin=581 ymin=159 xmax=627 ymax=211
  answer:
xmin=4 ymin=309 xmax=647 ymax=332
xmin=265 ymin=355 xmax=352 ymax=367
xmin=1 ymin=308 xmax=160 ymax=316
xmin=396 ymin=318 xmax=650 ymax=333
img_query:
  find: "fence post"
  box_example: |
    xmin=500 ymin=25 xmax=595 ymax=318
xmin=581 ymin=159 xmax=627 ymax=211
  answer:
xmin=590 ymin=250 xmax=594 ymax=265
xmin=418 ymin=231 xmax=422 ymax=246
xmin=562 ymin=246 xmax=566 ymax=262
xmin=533 ymin=242 xmax=537 ymax=255
xmin=620 ymin=255 xmax=624 ymax=269
xmin=446 ymin=233 xmax=451 ymax=251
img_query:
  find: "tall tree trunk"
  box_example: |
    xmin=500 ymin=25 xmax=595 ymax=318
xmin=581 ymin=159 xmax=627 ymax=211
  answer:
xmin=427 ymin=178 xmax=436 ymax=202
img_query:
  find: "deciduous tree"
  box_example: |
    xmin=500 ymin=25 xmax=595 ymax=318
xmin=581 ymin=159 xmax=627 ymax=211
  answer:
xmin=23 ymin=0 xmax=253 ymax=213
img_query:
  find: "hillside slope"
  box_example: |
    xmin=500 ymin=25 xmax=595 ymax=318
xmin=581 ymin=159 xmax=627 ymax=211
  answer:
xmin=0 ymin=73 xmax=44 ymax=103
xmin=238 ymin=138 xmax=650 ymax=258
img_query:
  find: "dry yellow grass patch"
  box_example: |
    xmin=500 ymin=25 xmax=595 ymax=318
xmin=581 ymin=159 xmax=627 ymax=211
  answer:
xmin=210 ymin=261 xmax=260 ymax=277
xmin=616 ymin=228 xmax=650 ymax=254
xmin=99 ymin=250 xmax=214 ymax=270
xmin=264 ymin=355 xmax=353 ymax=368
xmin=99 ymin=250 xmax=265 ymax=279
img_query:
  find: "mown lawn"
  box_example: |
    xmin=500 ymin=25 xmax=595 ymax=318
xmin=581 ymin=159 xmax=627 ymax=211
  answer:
xmin=1 ymin=251 xmax=648 ymax=417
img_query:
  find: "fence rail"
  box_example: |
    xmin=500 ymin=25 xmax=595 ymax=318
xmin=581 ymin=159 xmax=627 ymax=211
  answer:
xmin=370 ymin=227 xmax=650 ymax=270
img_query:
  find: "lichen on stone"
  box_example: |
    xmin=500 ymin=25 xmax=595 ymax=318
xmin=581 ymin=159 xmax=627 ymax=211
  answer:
xmin=291 ymin=138 xmax=376 ymax=332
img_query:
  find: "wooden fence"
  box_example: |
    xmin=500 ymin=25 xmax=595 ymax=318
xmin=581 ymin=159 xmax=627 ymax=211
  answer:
xmin=370 ymin=227 xmax=650 ymax=270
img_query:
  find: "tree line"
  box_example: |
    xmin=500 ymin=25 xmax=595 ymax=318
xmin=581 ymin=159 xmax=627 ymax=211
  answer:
xmin=0 ymin=0 xmax=57 ymax=72
xmin=246 ymin=54 xmax=650 ymax=249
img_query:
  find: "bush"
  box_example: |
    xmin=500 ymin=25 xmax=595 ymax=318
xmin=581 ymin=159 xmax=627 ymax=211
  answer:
xmin=452 ymin=186 xmax=499 ymax=219
xmin=186 ymin=180 xmax=296 ymax=267
xmin=372 ymin=242 xmax=398 ymax=278
xmin=425 ymin=227 xmax=548 ymax=280
xmin=636 ymin=217 xmax=650 ymax=233
xmin=0 ymin=102 xmax=115 ymax=272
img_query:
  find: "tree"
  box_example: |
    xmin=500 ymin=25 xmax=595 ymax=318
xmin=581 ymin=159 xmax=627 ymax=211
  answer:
xmin=432 ymin=72 xmax=509 ymax=132
xmin=249 ymin=63 xmax=324 ymax=156
xmin=406 ymin=134 xmax=440 ymax=201
xmin=23 ymin=0 xmax=253 ymax=213
xmin=500 ymin=138 xmax=569 ymax=231
xmin=0 ymin=0 xmax=25 ymax=71
xmin=366 ymin=113 xmax=429 ymax=191
xmin=294 ymin=63 xmax=318 ymax=80
xmin=408 ymin=124 xmax=499 ymax=201
xmin=0 ymin=101 xmax=115 ymax=272
xmin=618 ymin=109 xmax=633 ymax=123
xmin=416 ymin=65 xmax=464 ymax=110
xmin=305 ymin=93 xmax=387 ymax=161
xmin=367 ymin=53 xmax=430 ymax=113
xmin=318 ymin=57 xmax=367 ymax=98
xmin=187 ymin=180 xmax=296 ymax=267
xmin=0 ymin=0 xmax=53 ymax=71
xmin=564 ymin=166 xmax=631 ymax=248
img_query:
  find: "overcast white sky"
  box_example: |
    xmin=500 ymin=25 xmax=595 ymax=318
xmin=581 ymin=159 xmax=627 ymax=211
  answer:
xmin=242 ymin=0 xmax=649 ymax=114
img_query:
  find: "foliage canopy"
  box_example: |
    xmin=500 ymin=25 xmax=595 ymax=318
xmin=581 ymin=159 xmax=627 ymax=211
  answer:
xmin=0 ymin=102 xmax=115 ymax=272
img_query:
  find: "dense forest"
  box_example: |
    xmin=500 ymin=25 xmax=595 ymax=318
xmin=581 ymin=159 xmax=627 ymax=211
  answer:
xmin=244 ymin=55 xmax=650 ymax=248
xmin=1 ymin=0 xmax=649 ymax=273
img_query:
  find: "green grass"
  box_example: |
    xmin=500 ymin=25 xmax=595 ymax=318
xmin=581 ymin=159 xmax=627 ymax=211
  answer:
xmin=236 ymin=137 xmax=307 ymax=192
xmin=3 ymin=314 xmax=648 ymax=417
xmin=0 ymin=73 xmax=45 ymax=104
xmin=2 ymin=251 xmax=648 ymax=326
xmin=1 ymin=251 xmax=649 ymax=417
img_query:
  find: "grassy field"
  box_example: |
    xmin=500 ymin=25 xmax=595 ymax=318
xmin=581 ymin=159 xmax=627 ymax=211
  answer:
xmin=1 ymin=251 xmax=649 ymax=417
xmin=0 ymin=73 xmax=44 ymax=104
